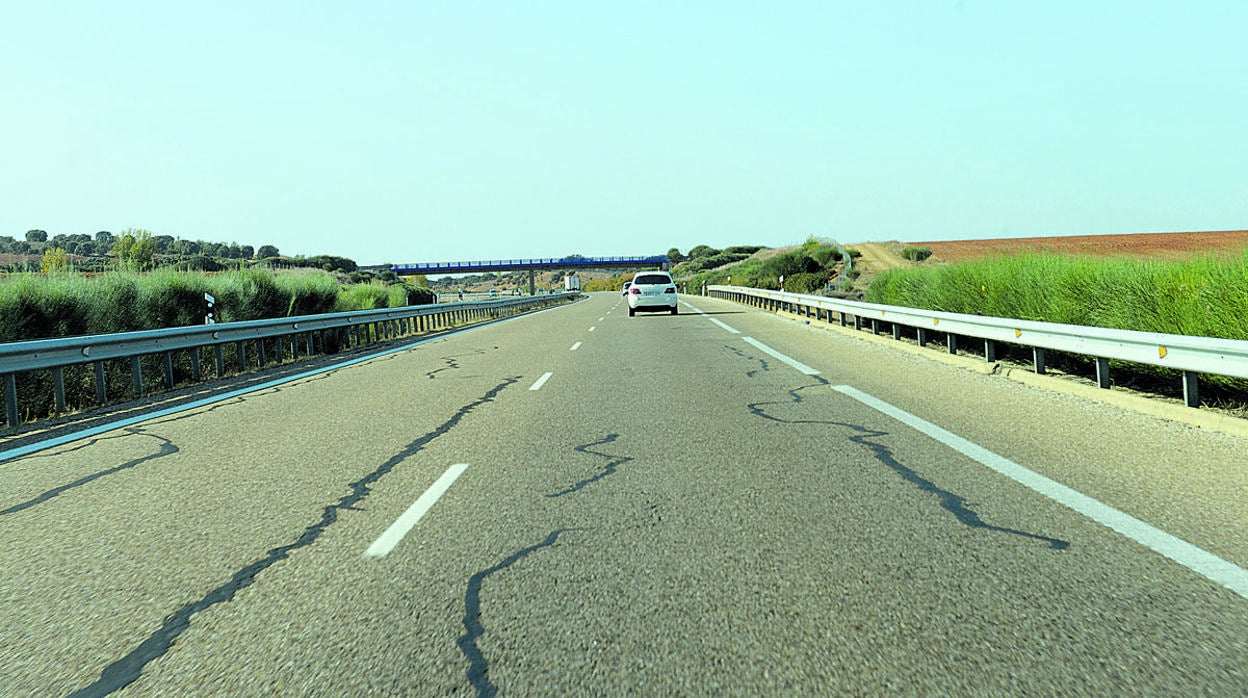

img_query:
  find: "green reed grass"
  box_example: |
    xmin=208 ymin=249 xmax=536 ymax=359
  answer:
xmin=866 ymin=251 xmax=1248 ymax=341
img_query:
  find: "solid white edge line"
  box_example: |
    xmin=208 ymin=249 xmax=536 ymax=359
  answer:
xmin=529 ymin=372 xmax=553 ymax=391
xmin=364 ymin=463 xmax=469 ymax=558
xmin=742 ymin=337 xmax=820 ymax=375
xmin=832 ymin=384 xmax=1248 ymax=601
xmin=570 ymin=341 xmax=583 ymax=351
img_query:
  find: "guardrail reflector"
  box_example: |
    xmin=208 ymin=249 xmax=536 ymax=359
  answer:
xmin=1014 ymin=329 xmax=1022 ymax=338
xmin=1159 ymin=346 xmax=1168 ymax=359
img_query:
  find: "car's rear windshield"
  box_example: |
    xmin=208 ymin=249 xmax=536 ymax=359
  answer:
xmin=634 ymin=274 xmax=672 ymax=285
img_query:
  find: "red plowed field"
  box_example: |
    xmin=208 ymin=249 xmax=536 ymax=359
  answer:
xmin=914 ymin=230 xmax=1248 ymax=263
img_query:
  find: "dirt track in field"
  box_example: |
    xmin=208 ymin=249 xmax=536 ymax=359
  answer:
xmin=914 ymin=230 xmax=1248 ymax=263
xmin=851 ymin=242 xmax=908 ymax=271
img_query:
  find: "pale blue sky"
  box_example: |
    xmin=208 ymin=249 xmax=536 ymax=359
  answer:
xmin=4 ymin=1 xmax=1245 ymax=265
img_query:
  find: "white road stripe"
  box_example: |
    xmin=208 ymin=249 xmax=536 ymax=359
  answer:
xmin=588 ymin=326 xmax=596 ymax=332
xmin=529 ymin=372 xmax=553 ymax=391
xmin=598 ymin=317 xmax=605 ymax=322
xmin=711 ymin=318 xmax=740 ymax=334
xmin=570 ymin=341 xmax=583 ymax=351
xmin=833 ymin=385 xmax=1248 ymax=601
xmin=364 ymin=463 xmax=469 ymax=559
xmin=683 ymin=301 xmax=742 ymax=334
xmin=742 ymin=337 xmax=820 ymax=375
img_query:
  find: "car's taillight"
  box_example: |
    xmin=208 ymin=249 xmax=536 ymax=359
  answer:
xmin=630 ymin=287 xmax=640 ymax=294
xmin=664 ymin=287 xmax=675 ymax=294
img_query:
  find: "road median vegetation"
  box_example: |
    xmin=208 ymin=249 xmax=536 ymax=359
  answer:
xmin=0 ymin=268 xmax=434 ymax=343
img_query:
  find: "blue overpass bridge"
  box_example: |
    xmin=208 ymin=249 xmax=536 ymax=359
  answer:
xmin=391 ymin=255 xmax=670 ymax=294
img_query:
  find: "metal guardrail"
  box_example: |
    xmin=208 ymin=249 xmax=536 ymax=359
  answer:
xmin=0 ymin=293 xmax=577 ymax=428
xmin=708 ymin=285 xmax=1248 ymax=408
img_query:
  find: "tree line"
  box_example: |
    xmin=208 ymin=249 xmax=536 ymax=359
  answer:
xmin=6 ymin=229 xmax=279 ymax=261
xmin=4 ymin=228 xmax=379 ymax=278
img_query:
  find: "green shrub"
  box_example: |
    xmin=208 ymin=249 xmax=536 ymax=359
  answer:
xmin=390 ymin=282 xmax=435 ymax=306
xmin=0 ymin=275 xmax=91 ymax=341
xmin=336 ymin=283 xmax=390 ymax=311
xmin=810 ymin=245 xmax=842 ymax=268
xmin=137 ymin=269 xmax=212 ymax=329
xmin=177 ymin=255 xmax=227 ymax=272
xmin=902 ymin=246 xmax=932 ymax=262
xmin=88 ymin=274 xmax=141 ymax=333
xmin=276 ymin=271 xmax=341 ymax=316
xmin=212 ymin=267 xmax=286 ymax=321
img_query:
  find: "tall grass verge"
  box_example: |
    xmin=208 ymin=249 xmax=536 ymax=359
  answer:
xmin=864 ymin=251 xmax=1248 ymax=398
xmin=865 ymin=251 xmax=1248 ymax=340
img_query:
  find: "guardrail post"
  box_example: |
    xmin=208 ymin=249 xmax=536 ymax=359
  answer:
xmin=917 ymin=328 xmax=929 ymax=347
xmin=1183 ymin=371 xmax=1200 ymax=408
xmin=892 ymin=324 xmax=901 ymax=341
xmin=258 ymin=339 xmax=268 ymax=367
xmin=870 ymin=319 xmax=879 ymax=335
xmin=4 ymin=374 xmax=16 ymax=427
xmin=191 ymin=348 xmax=202 ymax=381
xmin=131 ymin=356 xmax=143 ymax=397
xmin=53 ymin=367 xmax=67 ymax=413
xmin=1095 ymin=357 xmax=1110 ymax=388
xmin=275 ymin=335 xmax=284 ymax=363
xmin=215 ymin=345 xmax=225 ymax=377
xmin=946 ymin=334 xmax=958 ymax=355
xmin=984 ymin=339 xmax=997 ymax=362
xmin=305 ymin=333 xmax=314 ymax=356
xmin=1033 ymin=347 xmax=1046 ymax=374
xmin=853 ymin=316 xmax=862 ymax=331
xmin=236 ymin=342 xmax=246 ymax=372
xmin=163 ymin=351 xmax=175 ymax=390
xmin=840 ymin=312 xmax=847 ymax=327
xmin=94 ymin=362 xmax=107 ymax=403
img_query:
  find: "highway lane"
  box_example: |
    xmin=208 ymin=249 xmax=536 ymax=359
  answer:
xmin=1 ymin=292 xmax=1246 ymax=695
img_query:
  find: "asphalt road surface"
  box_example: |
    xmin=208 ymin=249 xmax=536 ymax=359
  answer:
xmin=2 ymin=292 xmax=1246 ymax=696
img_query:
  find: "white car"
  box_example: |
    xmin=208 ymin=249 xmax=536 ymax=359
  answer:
xmin=627 ymin=271 xmax=678 ymax=316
